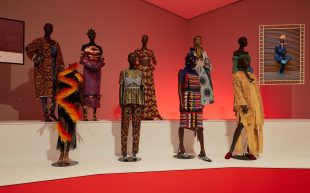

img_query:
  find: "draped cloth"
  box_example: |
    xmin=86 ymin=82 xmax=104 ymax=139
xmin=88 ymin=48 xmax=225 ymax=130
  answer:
xmin=193 ymin=48 xmax=214 ymax=105
xmin=233 ymin=72 xmax=264 ymax=155
xmin=25 ymin=38 xmax=64 ymax=97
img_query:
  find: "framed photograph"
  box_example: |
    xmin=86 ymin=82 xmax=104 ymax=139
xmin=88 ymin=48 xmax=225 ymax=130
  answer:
xmin=0 ymin=17 xmax=25 ymax=65
xmin=259 ymin=24 xmax=305 ymax=85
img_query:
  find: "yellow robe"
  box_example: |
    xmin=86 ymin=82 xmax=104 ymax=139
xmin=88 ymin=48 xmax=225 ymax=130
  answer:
xmin=233 ymin=72 xmax=264 ymax=155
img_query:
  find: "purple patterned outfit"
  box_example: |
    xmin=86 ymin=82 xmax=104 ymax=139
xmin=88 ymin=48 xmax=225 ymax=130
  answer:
xmin=80 ymin=45 xmax=105 ymax=108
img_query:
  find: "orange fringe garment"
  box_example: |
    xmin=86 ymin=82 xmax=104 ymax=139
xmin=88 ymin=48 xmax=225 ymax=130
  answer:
xmin=55 ymin=63 xmax=84 ymax=142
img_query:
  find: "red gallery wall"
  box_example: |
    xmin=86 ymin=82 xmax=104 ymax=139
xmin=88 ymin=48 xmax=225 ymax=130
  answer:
xmin=0 ymin=0 xmax=189 ymax=120
xmin=188 ymin=0 xmax=310 ymax=119
xmin=0 ymin=0 xmax=309 ymax=120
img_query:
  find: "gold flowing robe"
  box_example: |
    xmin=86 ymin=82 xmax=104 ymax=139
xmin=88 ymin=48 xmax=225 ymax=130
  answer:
xmin=233 ymin=72 xmax=264 ymax=155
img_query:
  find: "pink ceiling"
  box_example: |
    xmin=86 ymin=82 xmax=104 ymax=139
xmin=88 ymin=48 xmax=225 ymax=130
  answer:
xmin=143 ymin=0 xmax=240 ymax=19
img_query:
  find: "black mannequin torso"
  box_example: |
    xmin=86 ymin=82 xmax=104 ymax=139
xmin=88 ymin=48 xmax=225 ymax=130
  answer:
xmin=233 ymin=49 xmax=249 ymax=57
xmin=44 ymin=35 xmax=56 ymax=46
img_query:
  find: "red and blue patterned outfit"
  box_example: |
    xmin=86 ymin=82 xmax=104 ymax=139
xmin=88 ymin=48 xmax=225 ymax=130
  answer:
xmin=178 ymin=66 xmax=203 ymax=131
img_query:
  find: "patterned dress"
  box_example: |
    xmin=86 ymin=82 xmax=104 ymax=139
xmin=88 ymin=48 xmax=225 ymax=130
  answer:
xmin=193 ymin=47 xmax=214 ymax=105
xmin=119 ymin=69 xmax=145 ymax=156
xmin=80 ymin=44 xmax=104 ymax=108
xmin=25 ymin=38 xmax=64 ymax=97
xmin=233 ymin=72 xmax=264 ymax=155
xmin=178 ymin=67 xmax=203 ymax=131
xmin=134 ymin=48 xmax=163 ymax=120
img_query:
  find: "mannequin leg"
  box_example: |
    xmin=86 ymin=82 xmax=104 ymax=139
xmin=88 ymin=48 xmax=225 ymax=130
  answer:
xmin=57 ymin=116 xmax=67 ymax=162
xmin=93 ymin=108 xmax=97 ymax=121
xmin=178 ymin=127 xmax=185 ymax=153
xmin=83 ymin=107 xmax=88 ymax=121
xmin=197 ymin=129 xmax=212 ymax=162
xmin=225 ymin=121 xmax=244 ymax=159
xmin=63 ymin=142 xmax=71 ymax=164
xmin=40 ymin=97 xmax=51 ymax=121
xmin=58 ymin=151 xmax=64 ymax=162
xmin=228 ymin=122 xmax=244 ymax=154
xmin=177 ymin=127 xmax=190 ymax=159
xmin=132 ymin=105 xmax=142 ymax=160
xmin=280 ymin=65 xmax=285 ymax=73
xmin=197 ymin=130 xmax=206 ymax=156
xmin=49 ymin=97 xmax=58 ymax=121
xmin=121 ymin=105 xmax=131 ymax=157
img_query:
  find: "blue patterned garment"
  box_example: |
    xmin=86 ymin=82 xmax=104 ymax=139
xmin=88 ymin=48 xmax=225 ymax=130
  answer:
xmin=274 ymin=44 xmax=292 ymax=66
xmin=50 ymin=44 xmax=58 ymax=94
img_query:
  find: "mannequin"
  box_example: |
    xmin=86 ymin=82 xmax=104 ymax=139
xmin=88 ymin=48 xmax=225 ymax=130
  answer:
xmin=225 ymin=57 xmax=264 ymax=160
xmin=119 ymin=53 xmax=145 ymax=161
xmin=192 ymin=35 xmax=214 ymax=105
xmin=25 ymin=23 xmax=64 ymax=121
xmin=80 ymin=28 xmax=105 ymax=121
xmin=55 ymin=63 xmax=84 ymax=165
xmin=134 ymin=34 xmax=163 ymax=120
xmin=232 ymin=37 xmax=253 ymax=74
xmin=177 ymin=49 xmax=211 ymax=162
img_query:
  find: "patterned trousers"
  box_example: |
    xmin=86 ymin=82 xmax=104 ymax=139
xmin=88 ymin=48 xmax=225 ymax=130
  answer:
xmin=121 ymin=104 xmax=142 ymax=156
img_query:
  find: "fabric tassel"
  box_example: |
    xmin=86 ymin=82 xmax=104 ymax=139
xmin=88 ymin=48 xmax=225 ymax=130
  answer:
xmin=55 ymin=122 xmax=71 ymax=142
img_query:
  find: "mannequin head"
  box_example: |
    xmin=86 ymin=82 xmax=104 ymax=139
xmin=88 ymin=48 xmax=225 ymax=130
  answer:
xmin=238 ymin=36 xmax=248 ymax=48
xmin=193 ymin=35 xmax=202 ymax=47
xmin=44 ymin=23 xmax=53 ymax=37
xmin=87 ymin=28 xmax=96 ymax=43
xmin=128 ymin=52 xmax=137 ymax=69
xmin=185 ymin=48 xmax=197 ymax=68
xmin=142 ymin=34 xmax=149 ymax=47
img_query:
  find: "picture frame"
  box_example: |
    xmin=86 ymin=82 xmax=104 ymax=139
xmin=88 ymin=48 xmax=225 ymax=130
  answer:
xmin=259 ymin=24 xmax=305 ymax=85
xmin=0 ymin=17 xmax=25 ymax=65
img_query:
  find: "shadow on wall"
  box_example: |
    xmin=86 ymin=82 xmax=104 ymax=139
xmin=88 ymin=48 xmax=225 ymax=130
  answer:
xmin=36 ymin=122 xmax=58 ymax=161
xmin=170 ymin=121 xmax=195 ymax=155
xmin=11 ymin=68 xmax=42 ymax=120
xmin=0 ymin=66 xmax=42 ymax=120
xmin=0 ymin=64 xmax=14 ymax=119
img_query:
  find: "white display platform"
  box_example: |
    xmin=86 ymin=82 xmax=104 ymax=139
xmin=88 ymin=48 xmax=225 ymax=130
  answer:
xmin=1 ymin=120 xmax=310 ymax=186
